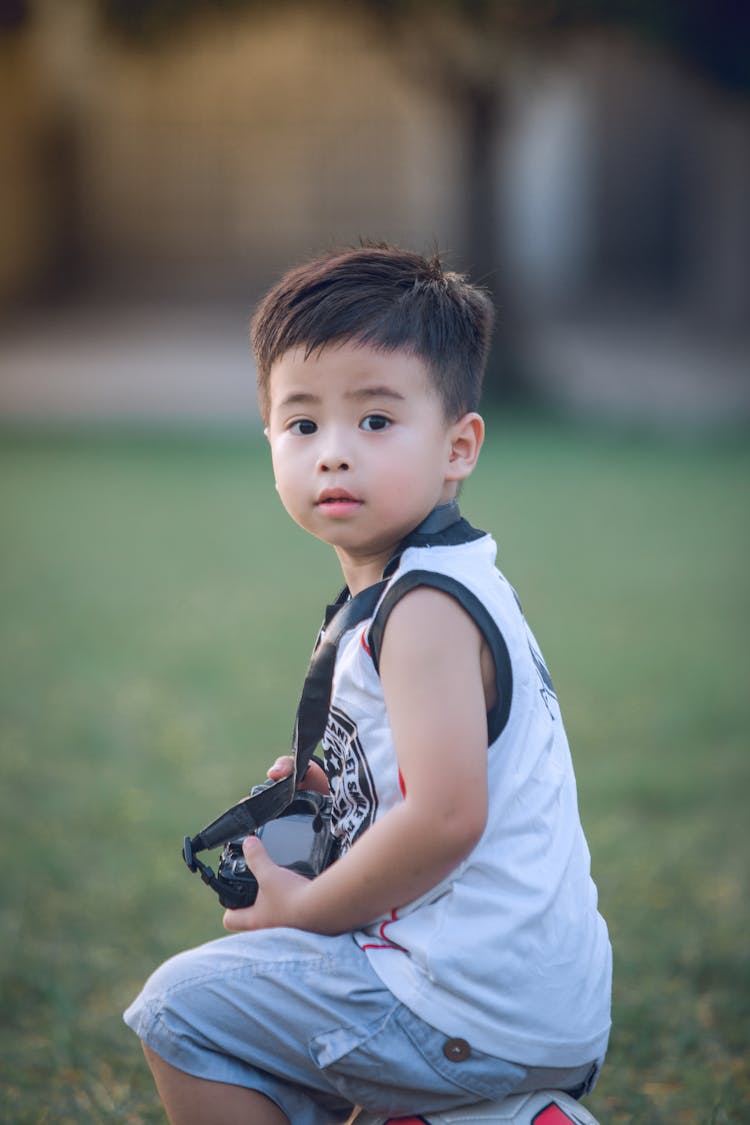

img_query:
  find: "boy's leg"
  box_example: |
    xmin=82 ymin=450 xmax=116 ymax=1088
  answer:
xmin=126 ymin=927 xmax=565 ymax=1120
xmin=143 ymin=1043 xmax=289 ymax=1125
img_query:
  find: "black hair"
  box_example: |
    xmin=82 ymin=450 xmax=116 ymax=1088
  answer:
xmin=251 ymin=243 xmax=495 ymax=422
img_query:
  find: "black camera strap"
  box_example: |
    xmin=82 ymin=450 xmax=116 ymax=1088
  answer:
xmin=183 ymin=578 xmax=388 ymax=869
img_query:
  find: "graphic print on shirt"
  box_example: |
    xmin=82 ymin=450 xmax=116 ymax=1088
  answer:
xmin=509 ymin=580 xmax=558 ymax=716
xmin=526 ymin=629 xmax=558 ymax=716
xmin=322 ymin=705 xmax=378 ymax=853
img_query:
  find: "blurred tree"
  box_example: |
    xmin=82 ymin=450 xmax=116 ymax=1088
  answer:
xmin=97 ymin=0 xmax=749 ymax=396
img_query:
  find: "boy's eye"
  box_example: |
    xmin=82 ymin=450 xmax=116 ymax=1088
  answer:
xmin=360 ymin=414 xmax=390 ymax=432
xmin=290 ymin=419 xmax=317 ymax=435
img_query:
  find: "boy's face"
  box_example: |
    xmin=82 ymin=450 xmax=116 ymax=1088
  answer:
xmin=265 ymin=341 xmax=481 ymax=589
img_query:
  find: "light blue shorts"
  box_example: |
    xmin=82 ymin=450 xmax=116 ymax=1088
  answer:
xmin=124 ymin=927 xmax=599 ymax=1125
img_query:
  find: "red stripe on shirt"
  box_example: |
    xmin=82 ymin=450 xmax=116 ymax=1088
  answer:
xmin=360 ymin=909 xmax=407 ymax=952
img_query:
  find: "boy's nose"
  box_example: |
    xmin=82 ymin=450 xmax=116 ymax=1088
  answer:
xmin=315 ymin=424 xmax=352 ymax=472
xmin=318 ymin=454 xmax=350 ymax=472
xmin=317 ymin=435 xmax=351 ymax=472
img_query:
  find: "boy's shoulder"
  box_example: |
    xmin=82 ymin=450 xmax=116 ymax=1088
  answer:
xmin=382 ymin=528 xmax=521 ymax=631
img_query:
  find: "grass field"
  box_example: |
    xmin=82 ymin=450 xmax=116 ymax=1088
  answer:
xmin=0 ymin=417 xmax=748 ymax=1124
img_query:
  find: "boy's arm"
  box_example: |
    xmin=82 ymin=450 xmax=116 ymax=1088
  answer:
xmin=224 ymin=587 xmax=490 ymax=936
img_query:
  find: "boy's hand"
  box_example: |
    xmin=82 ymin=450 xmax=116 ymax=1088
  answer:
xmin=221 ymin=835 xmax=310 ymax=933
xmin=267 ymin=755 xmax=330 ymax=795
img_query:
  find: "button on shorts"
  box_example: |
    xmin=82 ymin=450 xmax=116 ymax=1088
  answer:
xmin=124 ymin=927 xmax=593 ymax=1125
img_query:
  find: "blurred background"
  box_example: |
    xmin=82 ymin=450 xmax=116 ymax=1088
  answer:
xmin=1 ymin=3 xmax=749 ymax=1124
xmin=1 ymin=0 xmax=749 ymax=426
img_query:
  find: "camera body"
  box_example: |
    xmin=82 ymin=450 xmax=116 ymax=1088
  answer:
xmin=215 ymin=789 xmax=338 ymax=909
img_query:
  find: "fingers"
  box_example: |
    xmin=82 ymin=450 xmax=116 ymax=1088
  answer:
xmin=266 ymin=756 xmax=329 ymax=795
xmin=222 ymin=902 xmax=261 ymax=932
xmin=221 ymin=838 xmax=268 ymax=932
xmin=241 ymin=833 xmax=267 ymax=870
xmin=299 ymin=761 xmax=330 ymax=795
xmin=267 ymin=755 xmax=294 ymax=780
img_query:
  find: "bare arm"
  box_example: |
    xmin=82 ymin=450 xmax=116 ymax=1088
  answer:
xmin=224 ymin=587 xmax=490 ymax=935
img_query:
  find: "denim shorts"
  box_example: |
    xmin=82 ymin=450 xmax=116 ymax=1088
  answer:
xmin=124 ymin=927 xmax=599 ymax=1125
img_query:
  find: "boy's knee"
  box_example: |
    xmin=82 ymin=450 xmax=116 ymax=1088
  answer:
xmin=136 ymin=945 xmax=209 ymax=1012
xmin=125 ymin=947 xmax=214 ymax=1048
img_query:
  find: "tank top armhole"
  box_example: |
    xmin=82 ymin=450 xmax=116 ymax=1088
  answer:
xmin=367 ymin=570 xmax=512 ymax=743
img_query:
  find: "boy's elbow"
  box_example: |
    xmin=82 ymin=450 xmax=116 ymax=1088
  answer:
xmin=438 ymin=798 xmax=487 ymax=862
xmin=402 ymin=779 xmax=487 ymax=865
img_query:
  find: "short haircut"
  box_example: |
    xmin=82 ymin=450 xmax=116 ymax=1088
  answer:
xmin=251 ymin=243 xmax=495 ymax=423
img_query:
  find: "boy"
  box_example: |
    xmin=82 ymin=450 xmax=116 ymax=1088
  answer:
xmin=124 ymin=245 xmax=612 ymax=1125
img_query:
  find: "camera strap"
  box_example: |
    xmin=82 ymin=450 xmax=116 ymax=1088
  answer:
xmin=183 ymin=578 xmax=388 ymax=868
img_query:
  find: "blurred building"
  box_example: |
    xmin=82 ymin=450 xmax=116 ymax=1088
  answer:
xmin=1 ymin=2 xmax=460 ymax=303
xmin=1 ymin=0 xmax=748 ymax=426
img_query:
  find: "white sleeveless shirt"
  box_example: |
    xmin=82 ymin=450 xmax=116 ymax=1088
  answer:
xmin=321 ymin=531 xmax=612 ymax=1068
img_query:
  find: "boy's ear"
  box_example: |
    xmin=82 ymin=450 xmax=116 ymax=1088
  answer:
xmin=446 ymin=412 xmax=484 ymax=481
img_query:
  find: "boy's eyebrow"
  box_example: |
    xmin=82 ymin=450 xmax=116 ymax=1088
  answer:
xmin=345 ymin=386 xmax=405 ymax=402
xmin=277 ymin=391 xmax=320 ymax=408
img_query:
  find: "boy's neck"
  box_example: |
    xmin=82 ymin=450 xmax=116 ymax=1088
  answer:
xmin=335 ymin=554 xmax=386 ymax=596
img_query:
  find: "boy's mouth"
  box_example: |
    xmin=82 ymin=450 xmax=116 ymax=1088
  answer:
xmin=316 ymin=489 xmax=362 ymax=514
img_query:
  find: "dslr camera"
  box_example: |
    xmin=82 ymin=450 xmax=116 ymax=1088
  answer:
xmin=183 ymin=785 xmax=338 ymax=910
xmin=216 ymin=789 xmax=337 ymax=909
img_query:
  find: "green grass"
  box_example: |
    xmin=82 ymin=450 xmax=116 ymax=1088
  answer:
xmin=1 ymin=418 xmax=748 ymax=1124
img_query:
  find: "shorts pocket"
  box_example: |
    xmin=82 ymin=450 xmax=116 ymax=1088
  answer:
xmin=394 ymin=1005 xmax=526 ymax=1102
xmin=310 ymin=1003 xmax=525 ymax=1115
